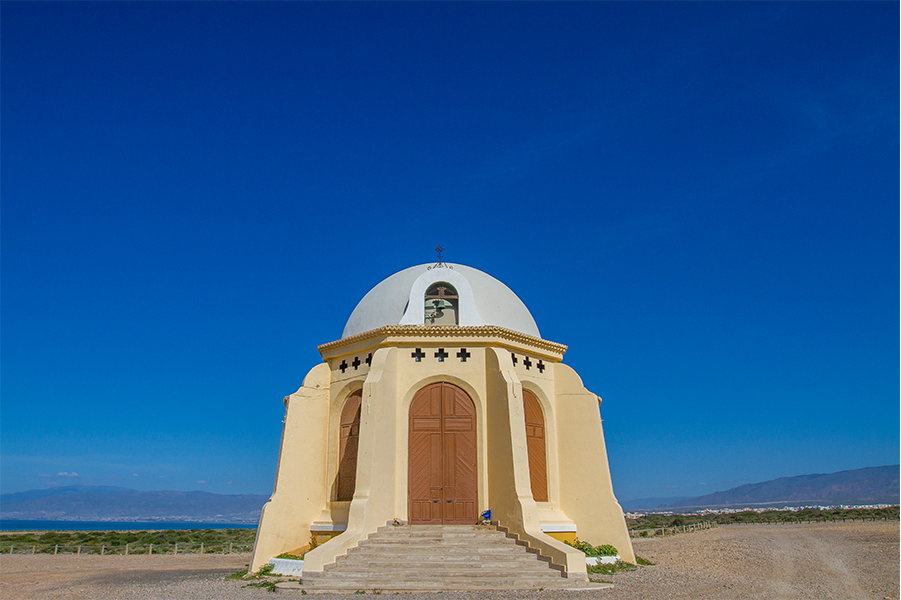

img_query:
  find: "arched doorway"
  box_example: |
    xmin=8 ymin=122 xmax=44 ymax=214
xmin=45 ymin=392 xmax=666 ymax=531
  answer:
xmin=408 ymin=382 xmax=477 ymax=524
xmin=523 ymin=389 xmax=548 ymax=502
xmin=336 ymin=390 xmax=362 ymax=501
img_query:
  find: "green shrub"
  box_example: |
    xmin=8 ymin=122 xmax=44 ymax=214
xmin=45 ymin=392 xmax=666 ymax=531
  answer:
xmin=564 ymin=539 xmax=618 ymax=557
xmin=276 ymin=552 xmax=304 ymax=560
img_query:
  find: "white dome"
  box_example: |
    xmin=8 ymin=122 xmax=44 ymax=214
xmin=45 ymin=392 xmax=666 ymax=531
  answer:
xmin=342 ymin=263 xmax=541 ymax=339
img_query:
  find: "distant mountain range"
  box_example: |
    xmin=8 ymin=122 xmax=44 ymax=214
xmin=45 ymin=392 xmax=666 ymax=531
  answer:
xmin=4 ymin=465 xmax=898 ymax=522
xmin=622 ymin=465 xmax=899 ymax=512
xmin=0 ymin=486 xmax=268 ymax=523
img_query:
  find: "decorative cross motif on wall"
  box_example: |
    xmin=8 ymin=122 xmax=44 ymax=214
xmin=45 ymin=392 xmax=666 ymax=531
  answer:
xmin=411 ymin=348 xmax=425 ymax=362
xmin=536 ymin=360 xmax=545 ymax=373
xmin=351 ymin=356 xmax=361 ymax=370
xmin=365 ymin=353 xmax=372 ymax=367
xmin=511 ymin=353 xmax=518 ymax=366
xmin=523 ymin=357 xmax=532 ymax=370
xmin=339 ymin=360 xmax=348 ymax=373
xmin=434 ymin=348 xmax=448 ymax=362
xmin=457 ymin=348 xmax=471 ymax=362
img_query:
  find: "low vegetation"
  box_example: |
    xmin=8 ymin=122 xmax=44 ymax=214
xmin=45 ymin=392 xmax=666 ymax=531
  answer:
xmin=229 ymin=563 xmax=293 ymax=592
xmin=0 ymin=528 xmax=256 ymax=554
xmin=627 ymin=506 xmax=898 ymax=530
xmin=587 ymin=560 xmax=636 ymax=575
xmin=564 ymin=539 xmax=618 ymax=557
xmin=586 ymin=554 xmax=654 ymax=585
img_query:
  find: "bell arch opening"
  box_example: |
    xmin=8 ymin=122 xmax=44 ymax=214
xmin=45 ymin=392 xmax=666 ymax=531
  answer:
xmin=424 ymin=283 xmax=459 ymax=326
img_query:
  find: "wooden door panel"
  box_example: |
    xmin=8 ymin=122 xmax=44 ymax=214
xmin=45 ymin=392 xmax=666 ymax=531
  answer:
xmin=523 ymin=390 xmax=548 ymax=502
xmin=337 ymin=391 xmax=362 ymax=501
xmin=409 ymin=382 xmax=477 ymax=524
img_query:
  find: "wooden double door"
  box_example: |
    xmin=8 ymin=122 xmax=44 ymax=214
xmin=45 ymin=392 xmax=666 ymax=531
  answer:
xmin=408 ymin=383 xmax=478 ymax=524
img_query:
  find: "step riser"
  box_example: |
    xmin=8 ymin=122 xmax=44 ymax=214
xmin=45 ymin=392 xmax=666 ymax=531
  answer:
xmin=303 ymin=582 xmax=575 ymax=590
xmin=305 ymin=578 xmax=572 ymax=584
xmin=326 ymin=565 xmax=562 ymax=573
xmin=351 ymin=545 xmax=521 ymax=553
xmin=338 ymin=557 xmax=549 ymax=564
xmin=321 ymin=574 xmax=563 ymax=580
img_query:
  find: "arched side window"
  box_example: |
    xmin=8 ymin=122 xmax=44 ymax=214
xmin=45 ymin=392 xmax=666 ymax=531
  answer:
xmin=336 ymin=390 xmax=362 ymax=501
xmin=523 ymin=389 xmax=548 ymax=502
xmin=424 ymin=283 xmax=459 ymax=326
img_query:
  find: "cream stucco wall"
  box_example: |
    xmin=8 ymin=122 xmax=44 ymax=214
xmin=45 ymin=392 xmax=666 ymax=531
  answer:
xmin=249 ymin=363 xmax=331 ymax=574
xmin=485 ymin=348 xmax=589 ymax=578
xmin=553 ymin=363 xmax=635 ymax=564
xmin=303 ymin=347 xmax=401 ymax=571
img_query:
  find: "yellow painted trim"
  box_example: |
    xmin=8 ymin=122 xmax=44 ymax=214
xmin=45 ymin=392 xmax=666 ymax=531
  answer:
xmin=311 ymin=531 xmax=343 ymax=547
xmin=545 ymin=530 xmax=577 ymax=544
xmin=318 ymin=325 xmax=568 ymax=358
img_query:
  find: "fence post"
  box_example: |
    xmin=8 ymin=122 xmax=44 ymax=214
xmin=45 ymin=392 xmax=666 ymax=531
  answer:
xmin=149 ymin=544 xmax=152 ymax=556
xmin=125 ymin=544 xmax=129 ymax=556
xmin=174 ymin=543 xmax=177 ymax=555
xmin=32 ymin=546 xmax=35 ymax=554
xmin=77 ymin=546 xmax=81 ymax=555
xmin=229 ymin=543 xmax=232 ymax=555
xmin=101 ymin=546 xmax=105 ymax=556
xmin=55 ymin=545 xmax=59 ymax=555
xmin=9 ymin=545 xmax=13 ymax=555
xmin=200 ymin=543 xmax=204 ymax=555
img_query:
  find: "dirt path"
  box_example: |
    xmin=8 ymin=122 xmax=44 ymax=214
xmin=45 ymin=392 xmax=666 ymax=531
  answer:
xmin=0 ymin=522 xmax=896 ymax=599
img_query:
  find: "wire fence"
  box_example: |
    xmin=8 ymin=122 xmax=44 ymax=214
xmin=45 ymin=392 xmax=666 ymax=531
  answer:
xmin=1 ymin=542 xmax=254 ymax=556
xmin=629 ymin=520 xmax=718 ymax=538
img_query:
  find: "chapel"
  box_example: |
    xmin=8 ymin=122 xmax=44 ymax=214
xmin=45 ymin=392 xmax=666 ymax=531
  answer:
xmin=249 ymin=259 xmax=634 ymax=581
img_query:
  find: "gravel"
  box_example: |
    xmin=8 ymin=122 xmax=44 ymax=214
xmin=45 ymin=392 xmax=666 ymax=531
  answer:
xmin=0 ymin=521 xmax=896 ymax=600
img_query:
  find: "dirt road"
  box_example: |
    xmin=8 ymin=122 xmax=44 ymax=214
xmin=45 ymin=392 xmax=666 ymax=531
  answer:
xmin=0 ymin=522 xmax=896 ymax=599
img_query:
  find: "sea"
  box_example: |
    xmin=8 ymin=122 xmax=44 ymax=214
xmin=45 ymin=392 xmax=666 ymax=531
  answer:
xmin=0 ymin=520 xmax=256 ymax=531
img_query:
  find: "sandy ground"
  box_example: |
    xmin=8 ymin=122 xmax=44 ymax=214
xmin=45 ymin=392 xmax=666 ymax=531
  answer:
xmin=0 ymin=522 xmax=896 ymax=600
xmin=609 ymin=522 xmax=899 ymax=600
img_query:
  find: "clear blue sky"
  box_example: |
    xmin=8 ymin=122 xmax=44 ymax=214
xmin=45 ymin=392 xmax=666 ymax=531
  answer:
xmin=2 ymin=2 xmax=897 ymax=502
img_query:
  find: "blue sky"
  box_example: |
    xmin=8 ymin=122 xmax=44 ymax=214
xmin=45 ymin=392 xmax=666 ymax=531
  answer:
xmin=2 ymin=2 xmax=897 ymax=502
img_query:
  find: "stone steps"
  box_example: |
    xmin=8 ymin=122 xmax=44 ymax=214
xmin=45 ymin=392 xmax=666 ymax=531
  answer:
xmin=326 ymin=559 xmax=560 ymax=576
xmin=298 ymin=523 xmax=602 ymax=591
